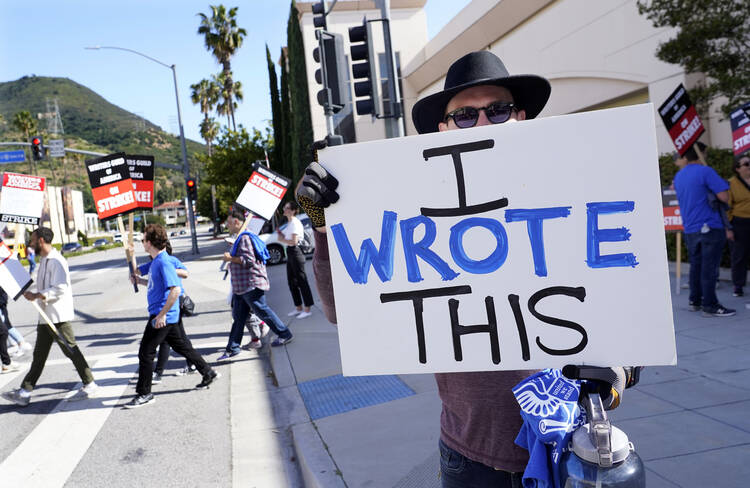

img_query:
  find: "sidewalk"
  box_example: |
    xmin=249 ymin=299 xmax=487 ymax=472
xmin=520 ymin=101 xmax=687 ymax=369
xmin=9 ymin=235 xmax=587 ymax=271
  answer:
xmin=265 ymin=262 xmax=750 ymax=488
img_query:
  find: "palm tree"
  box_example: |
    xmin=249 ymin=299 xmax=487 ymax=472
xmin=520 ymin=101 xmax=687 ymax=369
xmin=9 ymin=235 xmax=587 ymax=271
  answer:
xmin=212 ymin=72 xmax=243 ymax=130
xmin=197 ymin=5 xmax=247 ymax=131
xmin=191 ymin=78 xmax=221 ymax=141
xmin=199 ymin=117 xmax=220 ymax=157
xmin=12 ymin=111 xmax=37 ymax=174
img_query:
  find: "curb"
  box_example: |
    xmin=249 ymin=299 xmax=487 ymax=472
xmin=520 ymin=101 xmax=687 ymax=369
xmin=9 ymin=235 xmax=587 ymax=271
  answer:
xmin=268 ymin=342 xmax=347 ymax=487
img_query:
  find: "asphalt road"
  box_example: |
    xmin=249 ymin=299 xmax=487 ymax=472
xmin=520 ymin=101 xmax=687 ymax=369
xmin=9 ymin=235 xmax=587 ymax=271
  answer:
xmin=0 ymin=227 xmax=306 ymax=488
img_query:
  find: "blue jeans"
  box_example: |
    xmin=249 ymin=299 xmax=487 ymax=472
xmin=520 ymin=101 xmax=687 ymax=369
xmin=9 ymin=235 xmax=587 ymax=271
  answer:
xmin=439 ymin=439 xmax=523 ymax=488
xmin=227 ymin=289 xmax=292 ymax=353
xmin=685 ymin=228 xmax=726 ymax=310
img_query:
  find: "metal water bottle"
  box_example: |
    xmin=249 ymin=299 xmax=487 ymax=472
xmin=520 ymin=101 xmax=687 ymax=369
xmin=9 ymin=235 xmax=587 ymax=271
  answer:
xmin=558 ymin=391 xmax=645 ymax=487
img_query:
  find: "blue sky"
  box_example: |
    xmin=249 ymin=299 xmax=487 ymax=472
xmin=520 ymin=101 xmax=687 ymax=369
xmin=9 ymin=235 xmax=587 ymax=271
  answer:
xmin=0 ymin=0 xmax=470 ymax=144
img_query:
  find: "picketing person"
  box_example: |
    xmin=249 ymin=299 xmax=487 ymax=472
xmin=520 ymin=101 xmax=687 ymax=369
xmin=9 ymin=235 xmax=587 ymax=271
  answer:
xmin=276 ymin=200 xmax=314 ymax=319
xmin=673 ymin=142 xmax=736 ymax=316
xmin=218 ymin=206 xmax=293 ymax=362
xmin=295 ymin=50 xmax=641 ymax=487
xmin=2 ymin=227 xmax=98 ymax=406
xmin=126 ymin=224 xmax=219 ymax=408
xmin=727 ymin=150 xmax=750 ymax=300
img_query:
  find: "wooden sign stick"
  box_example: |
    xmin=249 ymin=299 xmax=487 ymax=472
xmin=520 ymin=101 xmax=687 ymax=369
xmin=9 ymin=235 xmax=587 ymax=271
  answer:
xmin=118 ymin=215 xmax=138 ymax=293
xmin=675 ymin=231 xmax=682 ymax=295
xmin=31 ymin=301 xmax=74 ymax=356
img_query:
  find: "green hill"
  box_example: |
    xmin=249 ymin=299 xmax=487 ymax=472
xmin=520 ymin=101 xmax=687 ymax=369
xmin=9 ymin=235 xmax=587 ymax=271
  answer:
xmin=0 ymin=76 xmax=207 ymax=208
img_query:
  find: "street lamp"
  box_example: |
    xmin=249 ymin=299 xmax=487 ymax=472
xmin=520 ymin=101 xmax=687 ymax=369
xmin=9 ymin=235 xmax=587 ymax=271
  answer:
xmin=85 ymin=45 xmax=199 ymax=254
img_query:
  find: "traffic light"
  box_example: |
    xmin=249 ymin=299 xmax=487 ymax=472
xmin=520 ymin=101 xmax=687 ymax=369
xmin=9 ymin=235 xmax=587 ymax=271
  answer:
xmin=348 ymin=18 xmax=380 ymax=116
xmin=30 ymin=136 xmax=44 ymax=161
xmin=186 ymin=178 xmax=197 ymax=202
xmin=313 ymin=31 xmax=349 ymax=113
xmin=312 ymin=1 xmax=327 ymax=29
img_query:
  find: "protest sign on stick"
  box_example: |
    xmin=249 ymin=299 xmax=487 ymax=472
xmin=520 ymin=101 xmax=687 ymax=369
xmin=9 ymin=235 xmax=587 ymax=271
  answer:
xmin=0 ymin=240 xmax=72 ymax=354
xmin=658 ymin=84 xmax=705 ymax=160
xmin=322 ymin=103 xmax=676 ymax=376
xmin=730 ymin=102 xmax=750 ymax=156
xmin=662 ymin=188 xmax=683 ymax=294
xmin=126 ymin=154 xmax=155 ymax=209
xmin=235 ymin=163 xmax=290 ymax=221
xmin=0 ymin=172 xmax=46 ymax=225
xmin=85 ymin=153 xmax=138 ymax=220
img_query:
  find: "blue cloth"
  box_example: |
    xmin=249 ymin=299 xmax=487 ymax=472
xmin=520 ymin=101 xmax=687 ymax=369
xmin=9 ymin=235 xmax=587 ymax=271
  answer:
xmin=146 ymin=251 xmax=182 ymax=323
xmin=673 ymin=164 xmax=730 ymax=233
xmin=139 ymin=255 xmax=186 ymax=295
xmin=231 ymin=231 xmax=270 ymax=265
xmin=513 ymin=369 xmax=584 ymax=488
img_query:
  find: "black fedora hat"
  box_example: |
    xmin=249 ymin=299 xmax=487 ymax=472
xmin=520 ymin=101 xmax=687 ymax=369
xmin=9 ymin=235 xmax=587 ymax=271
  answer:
xmin=411 ymin=51 xmax=551 ymax=134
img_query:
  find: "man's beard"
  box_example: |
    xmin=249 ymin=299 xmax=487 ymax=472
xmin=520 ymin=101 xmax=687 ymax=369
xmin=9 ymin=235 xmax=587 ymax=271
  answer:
xmin=33 ymin=243 xmax=42 ymax=255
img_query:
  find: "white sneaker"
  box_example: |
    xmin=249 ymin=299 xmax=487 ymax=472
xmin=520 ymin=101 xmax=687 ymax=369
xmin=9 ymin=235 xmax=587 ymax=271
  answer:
xmin=297 ymin=311 xmax=312 ymax=319
xmin=247 ymin=339 xmax=262 ymax=349
xmin=68 ymin=382 xmax=98 ymax=402
xmin=7 ymin=345 xmax=19 ymax=355
xmin=287 ymin=310 xmax=302 ymax=317
xmin=1 ymin=362 xmax=20 ymax=374
xmin=20 ymin=342 xmax=32 ymax=352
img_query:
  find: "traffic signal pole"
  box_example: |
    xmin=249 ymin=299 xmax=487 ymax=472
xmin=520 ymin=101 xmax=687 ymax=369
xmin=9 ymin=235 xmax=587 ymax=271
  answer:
xmin=377 ymin=0 xmax=404 ymax=137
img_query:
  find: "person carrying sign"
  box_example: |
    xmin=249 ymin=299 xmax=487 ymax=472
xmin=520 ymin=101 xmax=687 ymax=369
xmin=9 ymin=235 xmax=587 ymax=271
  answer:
xmin=727 ymin=150 xmax=750 ymax=299
xmin=219 ymin=206 xmax=293 ymax=360
xmin=2 ymin=227 xmax=98 ymax=407
xmin=126 ymin=224 xmax=219 ymax=408
xmin=673 ymin=142 xmax=735 ymax=316
xmin=296 ymin=51 xmax=640 ymax=487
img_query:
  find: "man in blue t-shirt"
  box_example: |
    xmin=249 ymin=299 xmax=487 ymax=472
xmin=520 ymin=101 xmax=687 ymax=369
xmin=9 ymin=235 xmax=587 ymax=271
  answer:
xmin=125 ymin=224 xmax=219 ymax=408
xmin=673 ymin=142 xmax=735 ymax=317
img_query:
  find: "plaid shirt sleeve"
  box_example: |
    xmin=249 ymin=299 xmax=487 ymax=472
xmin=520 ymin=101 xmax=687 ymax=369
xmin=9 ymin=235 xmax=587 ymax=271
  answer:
xmin=229 ymin=235 xmax=269 ymax=294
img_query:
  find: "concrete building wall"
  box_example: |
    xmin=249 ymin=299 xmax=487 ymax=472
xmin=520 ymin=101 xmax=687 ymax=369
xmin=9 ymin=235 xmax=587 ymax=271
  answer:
xmin=402 ymin=0 xmax=732 ymax=155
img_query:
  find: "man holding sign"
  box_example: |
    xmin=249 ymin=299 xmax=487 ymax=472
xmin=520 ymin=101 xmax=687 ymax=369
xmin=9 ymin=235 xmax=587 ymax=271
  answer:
xmin=297 ymin=51 xmax=642 ymax=487
xmin=2 ymin=227 xmax=97 ymax=407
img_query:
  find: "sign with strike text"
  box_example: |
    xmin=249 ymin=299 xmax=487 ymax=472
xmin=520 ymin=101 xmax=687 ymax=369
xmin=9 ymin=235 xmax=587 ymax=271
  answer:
xmin=730 ymin=102 xmax=750 ymax=156
xmin=126 ymin=154 xmax=155 ymax=209
xmin=0 ymin=172 xmax=46 ymax=225
xmin=322 ymin=104 xmax=676 ymax=375
xmin=235 ymin=163 xmax=290 ymax=221
xmin=658 ymin=84 xmax=705 ymax=156
xmin=662 ymin=188 xmax=682 ymax=231
xmin=0 ymin=240 xmax=32 ymax=300
xmin=85 ymin=153 xmax=138 ymax=220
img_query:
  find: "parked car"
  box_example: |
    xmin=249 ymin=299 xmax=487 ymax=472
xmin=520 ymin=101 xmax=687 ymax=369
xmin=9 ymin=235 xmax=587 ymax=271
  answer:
xmin=93 ymin=238 xmax=109 ymax=248
xmin=259 ymin=213 xmax=315 ymax=265
xmin=113 ymin=233 xmax=123 ymax=243
xmin=113 ymin=232 xmax=140 ymax=243
xmin=61 ymin=242 xmax=83 ymax=254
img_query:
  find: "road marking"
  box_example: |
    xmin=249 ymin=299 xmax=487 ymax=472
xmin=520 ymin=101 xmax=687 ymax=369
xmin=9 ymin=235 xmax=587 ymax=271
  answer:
xmin=0 ymin=353 xmax=136 ymax=488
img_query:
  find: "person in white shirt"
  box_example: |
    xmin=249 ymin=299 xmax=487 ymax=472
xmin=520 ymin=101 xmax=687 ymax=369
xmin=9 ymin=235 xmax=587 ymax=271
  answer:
xmin=1 ymin=227 xmax=97 ymax=407
xmin=277 ymin=201 xmax=315 ymax=319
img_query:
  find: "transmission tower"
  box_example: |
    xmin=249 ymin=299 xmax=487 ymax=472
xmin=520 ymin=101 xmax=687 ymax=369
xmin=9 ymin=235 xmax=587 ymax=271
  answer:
xmin=45 ymin=98 xmax=64 ymax=135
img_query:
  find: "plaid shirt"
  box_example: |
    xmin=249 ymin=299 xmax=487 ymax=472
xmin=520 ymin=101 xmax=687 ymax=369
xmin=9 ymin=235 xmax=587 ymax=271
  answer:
xmin=229 ymin=233 xmax=269 ymax=294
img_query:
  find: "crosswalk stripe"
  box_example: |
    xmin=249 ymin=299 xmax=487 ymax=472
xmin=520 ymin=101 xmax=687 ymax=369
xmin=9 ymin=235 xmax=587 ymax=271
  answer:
xmin=0 ymin=353 xmax=136 ymax=488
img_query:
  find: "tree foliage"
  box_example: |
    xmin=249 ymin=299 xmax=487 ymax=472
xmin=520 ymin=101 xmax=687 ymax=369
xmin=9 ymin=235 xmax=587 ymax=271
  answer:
xmin=279 ymin=48 xmax=293 ymax=181
xmin=266 ymin=44 xmax=284 ymax=174
xmin=197 ymin=5 xmax=247 ymax=130
xmin=286 ymin=0 xmax=314 ymax=185
xmin=637 ymin=0 xmax=750 ymax=116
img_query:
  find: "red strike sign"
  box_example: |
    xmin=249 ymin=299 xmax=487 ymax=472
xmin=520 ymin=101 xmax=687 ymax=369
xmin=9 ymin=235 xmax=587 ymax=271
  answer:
xmin=663 ymin=206 xmax=683 ymax=231
xmin=92 ymin=179 xmax=137 ymax=220
xmin=249 ymin=172 xmax=287 ymax=198
xmin=658 ymin=84 xmax=705 ymax=156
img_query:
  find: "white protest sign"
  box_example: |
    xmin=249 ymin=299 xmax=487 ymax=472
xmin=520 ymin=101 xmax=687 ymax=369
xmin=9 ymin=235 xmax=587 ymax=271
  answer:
xmin=0 ymin=172 xmax=46 ymax=225
xmin=322 ymin=104 xmax=676 ymax=376
xmin=235 ymin=163 xmax=290 ymax=221
xmin=0 ymin=241 xmax=32 ymax=300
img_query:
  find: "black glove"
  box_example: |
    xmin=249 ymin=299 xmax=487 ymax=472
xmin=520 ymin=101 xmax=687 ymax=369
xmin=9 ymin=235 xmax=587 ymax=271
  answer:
xmin=562 ymin=365 xmax=642 ymax=410
xmin=295 ymin=159 xmax=340 ymax=229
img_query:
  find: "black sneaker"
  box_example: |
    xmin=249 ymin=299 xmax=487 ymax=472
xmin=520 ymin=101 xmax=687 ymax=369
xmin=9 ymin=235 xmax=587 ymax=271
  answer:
xmin=152 ymin=372 xmax=162 ymax=384
xmin=702 ymin=305 xmax=736 ymax=317
xmin=734 ymin=287 xmax=744 ymax=297
xmin=688 ymin=301 xmax=701 ymax=312
xmin=196 ymin=370 xmax=220 ymax=390
xmin=271 ymin=335 xmax=294 ymax=347
xmin=124 ymin=393 xmax=155 ymax=409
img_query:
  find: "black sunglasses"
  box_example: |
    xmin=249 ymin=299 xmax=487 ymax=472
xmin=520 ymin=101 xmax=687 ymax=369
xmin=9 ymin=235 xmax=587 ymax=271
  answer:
xmin=444 ymin=102 xmax=517 ymax=129
xmin=739 ymin=161 xmax=750 ymax=168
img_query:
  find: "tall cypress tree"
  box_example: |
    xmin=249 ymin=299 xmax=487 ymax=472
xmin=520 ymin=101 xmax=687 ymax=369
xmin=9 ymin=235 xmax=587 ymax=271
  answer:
xmin=266 ymin=44 xmax=284 ymax=172
xmin=279 ymin=48 xmax=293 ymax=181
xmin=286 ymin=0 xmax=314 ymax=185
